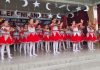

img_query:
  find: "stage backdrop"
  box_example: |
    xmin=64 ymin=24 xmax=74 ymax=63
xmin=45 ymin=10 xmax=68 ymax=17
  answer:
xmin=97 ymin=4 xmax=100 ymax=26
xmin=67 ymin=10 xmax=89 ymax=26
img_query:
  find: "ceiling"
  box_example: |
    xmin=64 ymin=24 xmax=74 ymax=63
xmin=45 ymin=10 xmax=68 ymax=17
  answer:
xmin=45 ymin=0 xmax=100 ymax=5
xmin=0 ymin=0 xmax=100 ymax=15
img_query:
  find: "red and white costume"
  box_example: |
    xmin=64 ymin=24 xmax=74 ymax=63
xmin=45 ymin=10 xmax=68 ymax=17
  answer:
xmin=13 ymin=31 xmax=20 ymax=44
xmin=43 ymin=30 xmax=50 ymax=41
xmin=27 ymin=25 xmax=40 ymax=42
xmin=36 ymin=28 xmax=43 ymax=41
xmin=71 ymin=26 xmax=82 ymax=43
xmin=51 ymin=25 xmax=61 ymax=41
xmin=65 ymin=30 xmax=71 ymax=41
xmin=59 ymin=29 xmax=66 ymax=41
xmin=19 ymin=30 xmax=25 ymax=43
xmin=0 ymin=26 xmax=14 ymax=45
xmin=86 ymin=27 xmax=97 ymax=42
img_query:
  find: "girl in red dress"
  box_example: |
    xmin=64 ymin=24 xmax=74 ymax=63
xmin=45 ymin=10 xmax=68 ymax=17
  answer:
xmin=78 ymin=19 xmax=85 ymax=50
xmin=23 ymin=24 xmax=29 ymax=55
xmin=86 ymin=25 xmax=97 ymax=51
xmin=19 ymin=26 xmax=25 ymax=54
xmin=36 ymin=24 xmax=43 ymax=52
xmin=71 ymin=21 xmax=82 ymax=52
xmin=27 ymin=19 xmax=39 ymax=56
xmin=38 ymin=25 xmax=43 ymax=50
xmin=0 ymin=20 xmax=14 ymax=60
xmin=13 ymin=27 xmax=20 ymax=52
xmin=59 ymin=21 xmax=66 ymax=51
xmin=50 ymin=17 xmax=60 ymax=55
xmin=65 ymin=26 xmax=71 ymax=49
xmin=43 ymin=25 xmax=50 ymax=52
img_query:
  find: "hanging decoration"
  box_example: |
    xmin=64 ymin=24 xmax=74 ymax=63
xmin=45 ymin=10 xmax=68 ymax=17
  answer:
xmin=46 ymin=3 xmax=51 ymax=11
xmin=66 ymin=5 xmax=70 ymax=11
xmin=70 ymin=13 xmax=74 ymax=18
xmin=37 ymin=12 xmax=41 ymax=18
xmin=48 ymin=14 xmax=53 ymax=18
xmin=33 ymin=0 xmax=40 ymax=7
xmin=76 ymin=6 xmax=81 ymax=11
xmin=84 ymin=5 xmax=89 ymax=11
xmin=6 ymin=0 xmax=10 ymax=3
xmin=13 ymin=10 xmax=18 ymax=17
xmin=0 ymin=10 xmax=58 ymax=19
xmin=22 ymin=0 xmax=28 ymax=7
xmin=59 ymin=5 xmax=66 ymax=8
xmin=56 ymin=13 xmax=61 ymax=19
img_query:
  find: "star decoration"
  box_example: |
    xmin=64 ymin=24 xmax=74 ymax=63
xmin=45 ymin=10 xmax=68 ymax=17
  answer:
xmin=6 ymin=0 xmax=10 ymax=3
xmin=33 ymin=0 xmax=40 ymax=7
xmin=48 ymin=14 xmax=53 ymax=18
xmin=76 ymin=6 xmax=81 ymax=11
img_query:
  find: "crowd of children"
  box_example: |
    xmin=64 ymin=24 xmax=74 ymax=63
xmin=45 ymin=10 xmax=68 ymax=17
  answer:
xmin=0 ymin=17 xmax=97 ymax=60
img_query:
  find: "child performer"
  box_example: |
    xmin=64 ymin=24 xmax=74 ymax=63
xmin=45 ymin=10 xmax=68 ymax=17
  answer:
xmin=86 ymin=25 xmax=97 ymax=51
xmin=71 ymin=21 xmax=82 ymax=52
xmin=19 ymin=26 xmax=25 ymax=54
xmin=36 ymin=24 xmax=43 ymax=52
xmin=59 ymin=21 xmax=66 ymax=51
xmin=0 ymin=20 xmax=14 ymax=60
xmin=27 ymin=19 xmax=39 ymax=56
xmin=78 ymin=19 xmax=85 ymax=50
xmin=13 ymin=27 xmax=20 ymax=52
xmin=43 ymin=25 xmax=50 ymax=53
xmin=37 ymin=24 xmax=43 ymax=50
xmin=23 ymin=24 xmax=29 ymax=55
xmin=65 ymin=26 xmax=71 ymax=49
xmin=50 ymin=17 xmax=60 ymax=55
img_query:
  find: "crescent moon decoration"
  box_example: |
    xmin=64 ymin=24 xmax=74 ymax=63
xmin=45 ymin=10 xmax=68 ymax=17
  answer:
xmin=37 ymin=12 xmax=41 ymax=18
xmin=84 ymin=5 xmax=89 ymax=11
xmin=22 ymin=0 xmax=28 ymax=7
xmin=66 ymin=5 xmax=70 ymax=11
xmin=14 ymin=10 xmax=18 ymax=15
xmin=57 ymin=13 xmax=61 ymax=19
xmin=6 ymin=0 xmax=10 ymax=3
xmin=46 ymin=3 xmax=51 ymax=11
xmin=13 ymin=10 xmax=18 ymax=17
xmin=59 ymin=5 xmax=66 ymax=8
xmin=70 ymin=13 xmax=74 ymax=18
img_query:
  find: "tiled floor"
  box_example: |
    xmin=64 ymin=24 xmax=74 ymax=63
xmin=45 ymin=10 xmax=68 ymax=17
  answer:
xmin=0 ymin=49 xmax=100 ymax=70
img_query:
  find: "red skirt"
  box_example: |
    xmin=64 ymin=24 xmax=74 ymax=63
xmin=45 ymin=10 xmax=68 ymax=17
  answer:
xmin=65 ymin=34 xmax=71 ymax=41
xmin=43 ymin=35 xmax=50 ymax=41
xmin=38 ymin=33 xmax=43 ymax=41
xmin=27 ymin=33 xmax=40 ymax=42
xmin=51 ymin=32 xmax=61 ymax=41
xmin=71 ymin=34 xmax=81 ymax=43
xmin=0 ymin=36 xmax=14 ymax=45
xmin=60 ymin=34 xmax=66 ymax=41
xmin=5 ymin=36 xmax=14 ymax=44
xmin=13 ymin=38 xmax=20 ymax=44
xmin=19 ymin=37 xmax=28 ymax=43
xmin=86 ymin=34 xmax=97 ymax=42
xmin=0 ymin=36 xmax=5 ymax=45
